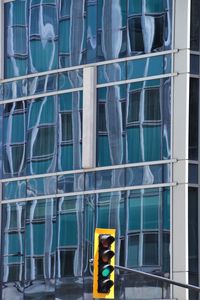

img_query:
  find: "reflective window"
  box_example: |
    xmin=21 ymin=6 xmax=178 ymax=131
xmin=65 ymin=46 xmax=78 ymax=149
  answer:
xmin=189 ymin=79 xmax=199 ymax=160
xmin=97 ymin=79 xmax=171 ymax=167
xmin=3 ymin=101 xmax=27 ymax=177
xmin=4 ymin=0 xmax=172 ymax=79
xmin=191 ymin=0 xmax=200 ymax=51
xmin=58 ymin=92 xmax=82 ymax=171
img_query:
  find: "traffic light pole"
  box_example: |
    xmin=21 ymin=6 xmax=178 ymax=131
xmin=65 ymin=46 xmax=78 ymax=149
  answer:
xmin=89 ymin=259 xmax=200 ymax=293
xmin=114 ymin=265 xmax=200 ymax=293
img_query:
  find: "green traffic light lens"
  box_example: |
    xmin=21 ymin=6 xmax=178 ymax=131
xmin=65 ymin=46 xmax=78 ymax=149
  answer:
xmin=102 ymin=268 xmax=111 ymax=277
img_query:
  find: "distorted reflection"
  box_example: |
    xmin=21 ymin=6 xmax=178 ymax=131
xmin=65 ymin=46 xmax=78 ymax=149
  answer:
xmin=1 ymin=188 xmax=170 ymax=297
xmin=4 ymin=0 xmax=172 ymax=79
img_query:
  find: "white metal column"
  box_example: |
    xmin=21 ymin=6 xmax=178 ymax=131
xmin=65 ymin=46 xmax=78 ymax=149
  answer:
xmin=82 ymin=66 xmax=97 ymax=169
xmin=172 ymin=0 xmax=191 ymax=300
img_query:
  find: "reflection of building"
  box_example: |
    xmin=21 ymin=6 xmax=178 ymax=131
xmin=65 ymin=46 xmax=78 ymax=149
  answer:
xmin=0 ymin=0 xmax=197 ymax=299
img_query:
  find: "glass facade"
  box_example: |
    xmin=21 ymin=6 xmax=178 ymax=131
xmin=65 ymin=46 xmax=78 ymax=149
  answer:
xmin=189 ymin=1 xmax=200 ymax=299
xmin=0 ymin=0 xmax=176 ymax=299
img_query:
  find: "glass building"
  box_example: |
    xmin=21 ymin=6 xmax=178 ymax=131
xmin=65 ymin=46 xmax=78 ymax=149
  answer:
xmin=0 ymin=0 xmax=196 ymax=299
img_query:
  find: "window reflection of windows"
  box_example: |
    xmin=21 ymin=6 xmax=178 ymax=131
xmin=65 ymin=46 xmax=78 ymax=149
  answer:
xmin=128 ymin=17 xmax=144 ymax=53
xmin=61 ymin=113 xmax=73 ymax=142
xmin=3 ymin=101 xmax=26 ymax=177
xmin=127 ymin=189 xmax=163 ymax=268
xmin=4 ymin=0 xmax=28 ymax=78
xmin=58 ymin=92 xmax=82 ymax=171
xmin=27 ymin=97 xmax=56 ymax=174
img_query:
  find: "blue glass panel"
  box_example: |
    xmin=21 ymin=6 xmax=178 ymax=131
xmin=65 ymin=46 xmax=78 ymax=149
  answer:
xmin=29 ymin=40 xmax=58 ymax=73
xmin=127 ymin=235 xmax=139 ymax=267
xmin=8 ymin=232 xmax=24 ymax=254
xmin=97 ymin=136 xmax=111 ymax=166
xmin=143 ymin=126 xmax=161 ymax=161
xmin=190 ymin=54 xmax=199 ymax=74
xmin=146 ymin=0 xmax=165 ymax=13
xmin=57 ymin=173 xmax=84 ymax=193
xmin=97 ymin=62 xmax=126 ymax=84
xmin=59 ymin=69 xmax=83 ymax=90
xmin=96 ymin=192 xmax=125 ymax=232
xmin=58 ymin=145 xmax=73 ymax=171
xmin=163 ymin=188 xmax=170 ymax=230
xmin=97 ymin=0 xmax=126 ymax=60
xmin=143 ymin=234 xmax=158 ymax=265
xmin=59 ymin=0 xmax=72 ymax=17
xmin=96 ymin=169 xmax=125 ymax=190
xmin=4 ymin=80 xmax=27 ymax=100
xmin=27 ymin=176 xmax=56 ymax=197
xmin=85 ymin=172 xmax=95 ymax=191
xmin=143 ymin=195 xmax=159 ymax=229
xmin=87 ymin=0 xmax=97 ymax=63
xmin=3 ymin=180 xmax=26 ymax=200
xmin=127 ymin=127 xmax=142 ymax=163
xmin=128 ymin=0 xmax=142 ymax=15
xmin=28 ymin=74 xmax=57 ymax=96
xmin=189 ymin=164 xmax=198 ymax=184
xmin=59 ymin=19 xmax=70 ymax=53
xmin=128 ymin=194 xmax=141 ymax=231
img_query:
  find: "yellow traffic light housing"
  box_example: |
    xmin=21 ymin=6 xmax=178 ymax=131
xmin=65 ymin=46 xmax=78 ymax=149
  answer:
xmin=93 ymin=228 xmax=116 ymax=299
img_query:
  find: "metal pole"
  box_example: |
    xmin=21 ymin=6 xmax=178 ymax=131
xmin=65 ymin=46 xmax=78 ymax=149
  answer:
xmin=114 ymin=265 xmax=200 ymax=293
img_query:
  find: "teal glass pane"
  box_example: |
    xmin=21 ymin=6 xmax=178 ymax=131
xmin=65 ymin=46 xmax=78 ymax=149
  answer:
xmin=98 ymin=62 xmax=126 ymax=84
xmin=59 ymin=214 xmax=78 ymax=246
xmin=59 ymin=93 xmax=73 ymax=111
xmin=143 ymin=195 xmax=159 ymax=229
xmin=13 ymin=1 xmax=26 ymax=25
xmin=27 ymin=176 xmax=56 ymax=197
xmin=147 ymin=55 xmax=165 ymax=76
xmin=145 ymin=79 xmax=160 ymax=89
xmin=2 ymin=202 xmax=25 ymax=229
xmin=97 ymin=202 xmax=109 ymax=228
xmin=120 ymin=201 xmax=125 ymax=235
xmin=97 ymin=136 xmax=111 ymax=166
xmin=127 ymin=127 xmax=141 ymax=163
xmin=60 ymin=145 xmax=73 ymax=171
xmin=30 ymin=40 xmax=58 ymax=72
xmin=59 ymin=19 xmax=70 ymax=53
xmin=128 ymin=197 xmax=141 ymax=230
xmin=120 ymin=0 xmax=127 ymax=27
xmin=31 ymin=0 xmax=56 ymax=4
xmin=143 ymin=234 xmax=158 ymax=265
xmin=32 ymin=126 xmax=55 ymax=157
xmin=145 ymin=89 xmax=161 ymax=121
xmin=98 ymin=87 xmax=107 ymax=101
xmin=59 ymin=70 xmax=83 ymax=90
xmin=146 ymin=0 xmax=164 ymax=13
xmin=163 ymin=233 xmax=170 ymax=272
xmin=3 ymin=180 xmax=26 ymax=200
xmin=11 ymin=114 xmax=25 ymax=143
xmin=8 ymin=233 xmax=24 ymax=254
xmin=128 ymin=0 xmax=142 ymax=14
xmin=5 ymin=57 xmax=27 ymax=78
xmin=28 ymin=100 xmax=42 ymax=128
xmin=85 ymin=196 xmax=95 ymax=242
xmin=40 ymin=97 xmax=56 ymax=124
xmin=127 ymin=59 xmax=146 ymax=79
xmin=33 ymin=223 xmax=45 ymax=255
xmin=27 ymin=159 xmax=55 ymax=175
xmin=163 ymin=188 xmax=170 ymax=230
xmin=143 ymin=126 xmax=161 ymax=161
xmin=52 ymin=221 xmax=57 ymax=251
xmin=127 ymin=235 xmax=139 ymax=267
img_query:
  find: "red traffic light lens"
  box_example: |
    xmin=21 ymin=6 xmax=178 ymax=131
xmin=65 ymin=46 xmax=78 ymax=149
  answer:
xmin=100 ymin=235 xmax=115 ymax=248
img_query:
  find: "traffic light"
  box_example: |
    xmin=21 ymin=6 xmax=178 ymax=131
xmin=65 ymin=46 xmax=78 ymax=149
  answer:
xmin=93 ymin=228 xmax=115 ymax=299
